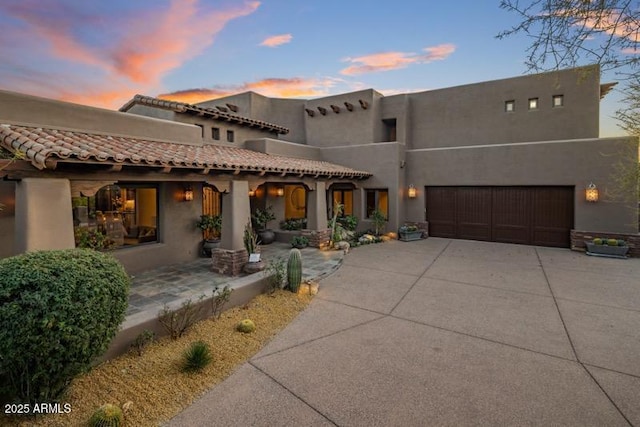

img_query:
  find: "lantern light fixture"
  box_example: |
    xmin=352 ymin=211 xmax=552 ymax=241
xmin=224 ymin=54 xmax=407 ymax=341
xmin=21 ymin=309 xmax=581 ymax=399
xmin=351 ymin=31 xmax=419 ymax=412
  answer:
xmin=276 ymin=187 xmax=285 ymax=197
xmin=249 ymin=189 xmax=255 ymax=197
xmin=184 ymin=186 xmax=194 ymax=202
xmin=585 ymin=182 xmax=599 ymax=202
xmin=407 ymin=184 xmax=417 ymax=199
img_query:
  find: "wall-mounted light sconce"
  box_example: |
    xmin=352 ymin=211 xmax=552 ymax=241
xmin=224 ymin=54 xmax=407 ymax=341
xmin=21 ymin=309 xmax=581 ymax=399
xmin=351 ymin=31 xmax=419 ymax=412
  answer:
xmin=276 ymin=187 xmax=285 ymax=197
xmin=585 ymin=182 xmax=599 ymax=202
xmin=407 ymin=184 xmax=417 ymax=199
xmin=249 ymin=189 xmax=256 ymax=197
xmin=183 ymin=186 xmax=194 ymax=201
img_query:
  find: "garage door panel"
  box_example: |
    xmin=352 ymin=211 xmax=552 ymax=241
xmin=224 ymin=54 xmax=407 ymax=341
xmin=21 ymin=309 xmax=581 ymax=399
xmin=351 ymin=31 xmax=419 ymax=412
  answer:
xmin=492 ymin=187 xmax=531 ymax=245
xmin=532 ymin=187 xmax=573 ymax=247
xmin=426 ymin=186 xmax=574 ymax=248
xmin=457 ymin=187 xmax=491 ymax=241
xmin=426 ymin=187 xmax=456 ymax=238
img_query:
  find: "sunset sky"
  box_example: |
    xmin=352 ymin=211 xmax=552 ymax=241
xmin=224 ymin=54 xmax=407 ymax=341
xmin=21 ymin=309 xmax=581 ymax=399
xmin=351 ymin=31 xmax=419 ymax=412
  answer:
xmin=0 ymin=0 xmax=632 ymax=136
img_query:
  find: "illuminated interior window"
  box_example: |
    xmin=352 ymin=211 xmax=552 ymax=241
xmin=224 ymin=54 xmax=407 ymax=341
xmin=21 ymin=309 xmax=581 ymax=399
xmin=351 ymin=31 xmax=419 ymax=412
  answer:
xmin=332 ymin=189 xmax=353 ymax=216
xmin=505 ymin=100 xmax=515 ymax=112
xmin=552 ymin=95 xmax=564 ymax=107
xmin=366 ymin=189 xmax=388 ymax=219
xmin=72 ymin=184 xmax=158 ymax=249
xmin=528 ymin=98 xmax=538 ymax=110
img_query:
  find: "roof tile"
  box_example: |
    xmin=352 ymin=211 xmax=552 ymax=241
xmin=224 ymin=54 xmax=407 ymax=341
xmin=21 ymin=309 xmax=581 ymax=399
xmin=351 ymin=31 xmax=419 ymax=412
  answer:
xmin=0 ymin=124 xmax=371 ymax=178
xmin=120 ymin=95 xmax=290 ymax=135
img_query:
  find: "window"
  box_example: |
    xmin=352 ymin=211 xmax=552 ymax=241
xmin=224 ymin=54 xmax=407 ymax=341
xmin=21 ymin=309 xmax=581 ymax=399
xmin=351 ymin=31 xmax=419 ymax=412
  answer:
xmin=528 ymin=98 xmax=538 ymax=110
xmin=382 ymin=118 xmax=397 ymax=142
xmin=552 ymin=95 xmax=564 ymax=108
xmin=505 ymin=100 xmax=515 ymax=112
xmin=212 ymin=127 xmax=220 ymax=140
xmin=332 ymin=189 xmax=353 ymax=216
xmin=195 ymin=124 xmax=204 ymax=138
xmin=366 ymin=189 xmax=388 ymax=219
xmin=72 ymin=184 xmax=158 ymax=249
xmin=226 ymin=130 xmax=234 ymax=143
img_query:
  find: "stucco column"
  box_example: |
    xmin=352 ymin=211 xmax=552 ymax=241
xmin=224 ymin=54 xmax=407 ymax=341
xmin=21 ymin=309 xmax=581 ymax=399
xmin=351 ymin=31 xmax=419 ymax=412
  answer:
xmin=220 ymin=180 xmax=251 ymax=251
xmin=14 ymin=178 xmax=75 ymax=253
xmin=307 ymin=181 xmax=328 ymax=230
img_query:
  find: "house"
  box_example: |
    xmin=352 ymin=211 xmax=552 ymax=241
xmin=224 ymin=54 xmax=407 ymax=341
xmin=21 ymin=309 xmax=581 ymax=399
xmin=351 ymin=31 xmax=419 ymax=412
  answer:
xmin=0 ymin=64 xmax=637 ymax=274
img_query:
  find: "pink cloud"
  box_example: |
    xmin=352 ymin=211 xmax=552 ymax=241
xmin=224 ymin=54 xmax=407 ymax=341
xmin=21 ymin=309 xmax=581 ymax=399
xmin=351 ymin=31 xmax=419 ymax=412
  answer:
xmin=260 ymin=34 xmax=293 ymax=47
xmin=0 ymin=0 xmax=261 ymax=108
xmin=341 ymin=43 xmax=456 ymax=75
xmin=159 ymin=77 xmax=338 ymax=103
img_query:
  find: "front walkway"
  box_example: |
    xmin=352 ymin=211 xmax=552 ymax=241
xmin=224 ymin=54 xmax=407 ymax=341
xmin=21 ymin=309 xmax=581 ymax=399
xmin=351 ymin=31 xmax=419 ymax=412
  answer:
xmin=168 ymin=238 xmax=640 ymax=426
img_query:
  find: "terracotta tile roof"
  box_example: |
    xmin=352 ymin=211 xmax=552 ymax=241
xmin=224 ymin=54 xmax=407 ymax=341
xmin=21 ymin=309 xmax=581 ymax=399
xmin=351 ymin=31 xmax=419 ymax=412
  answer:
xmin=0 ymin=124 xmax=371 ymax=178
xmin=120 ymin=95 xmax=290 ymax=135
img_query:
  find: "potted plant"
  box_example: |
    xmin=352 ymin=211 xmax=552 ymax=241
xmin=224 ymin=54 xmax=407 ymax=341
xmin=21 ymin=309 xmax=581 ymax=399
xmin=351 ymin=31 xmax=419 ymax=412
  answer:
xmin=252 ymin=206 xmax=276 ymax=245
xmin=585 ymin=237 xmax=629 ymax=258
xmin=243 ymin=220 xmax=264 ymax=273
xmin=196 ymin=214 xmax=222 ymax=257
xmin=290 ymin=235 xmax=309 ymax=249
xmin=398 ymin=224 xmax=423 ymax=242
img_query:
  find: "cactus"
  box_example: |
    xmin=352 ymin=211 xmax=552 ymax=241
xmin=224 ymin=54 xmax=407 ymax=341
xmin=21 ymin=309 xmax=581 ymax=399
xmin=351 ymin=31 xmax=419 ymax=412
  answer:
xmin=88 ymin=403 xmax=123 ymax=427
xmin=237 ymin=319 xmax=256 ymax=333
xmin=593 ymin=237 xmax=603 ymax=245
xmin=287 ymin=248 xmax=302 ymax=293
xmin=607 ymin=238 xmax=618 ymax=246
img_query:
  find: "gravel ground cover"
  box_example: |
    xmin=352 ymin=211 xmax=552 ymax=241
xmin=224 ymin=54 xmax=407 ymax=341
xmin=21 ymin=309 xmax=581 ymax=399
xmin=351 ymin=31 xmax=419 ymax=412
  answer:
xmin=3 ymin=290 xmax=313 ymax=427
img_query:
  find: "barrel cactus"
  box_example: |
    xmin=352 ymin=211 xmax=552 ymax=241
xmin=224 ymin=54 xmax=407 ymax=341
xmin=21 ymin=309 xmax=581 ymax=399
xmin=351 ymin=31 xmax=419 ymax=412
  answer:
xmin=593 ymin=237 xmax=603 ymax=245
xmin=88 ymin=403 xmax=123 ymax=427
xmin=237 ymin=319 xmax=256 ymax=333
xmin=287 ymin=248 xmax=302 ymax=293
xmin=607 ymin=238 xmax=618 ymax=246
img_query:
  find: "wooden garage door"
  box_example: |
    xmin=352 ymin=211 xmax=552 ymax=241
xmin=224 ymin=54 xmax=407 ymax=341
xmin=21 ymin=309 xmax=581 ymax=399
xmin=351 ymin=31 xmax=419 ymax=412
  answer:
xmin=426 ymin=186 xmax=574 ymax=247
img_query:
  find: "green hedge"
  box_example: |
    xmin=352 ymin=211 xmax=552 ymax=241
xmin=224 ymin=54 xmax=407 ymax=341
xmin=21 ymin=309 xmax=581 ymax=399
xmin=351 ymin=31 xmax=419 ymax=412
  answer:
xmin=0 ymin=249 xmax=130 ymax=403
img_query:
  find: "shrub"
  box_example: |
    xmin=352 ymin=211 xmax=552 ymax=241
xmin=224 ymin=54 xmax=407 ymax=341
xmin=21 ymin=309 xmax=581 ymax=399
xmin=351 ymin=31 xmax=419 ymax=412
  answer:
xmin=88 ymin=403 xmax=124 ymax=427
xmin=130 ymin=329 xmax=155 ymax=356
xmin=237 ymin=319 xmax=256 ymax=333
xmin=211 ymin=285 xmax=233 ymax=320
xmin=181 ymin=341 xmax=213 ymax=373
xmin=280 ymin=218 xmax=307 ymax=230
xmin=158 ymin=296 xmax=204 ymax=340
xmin=290 ymin=235 xmax=309 ymax=248
xmin=264 ymin=257 xmax=286 ymax=293
xmin=0 ymin=249 xmax=130 ymax=403
xmin=337 ymin=215 xmax=358 ymax=231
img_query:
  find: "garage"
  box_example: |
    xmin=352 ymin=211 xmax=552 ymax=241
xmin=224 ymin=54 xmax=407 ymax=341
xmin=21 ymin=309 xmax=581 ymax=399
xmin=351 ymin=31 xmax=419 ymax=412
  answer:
xmin=426 ymin=186 xmax=574 ymax=247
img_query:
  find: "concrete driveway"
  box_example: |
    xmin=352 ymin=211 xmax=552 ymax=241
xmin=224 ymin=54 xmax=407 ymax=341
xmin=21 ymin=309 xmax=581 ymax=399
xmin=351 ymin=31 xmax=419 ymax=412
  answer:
xmin=168 ymin=238 xmax=640 ymax=426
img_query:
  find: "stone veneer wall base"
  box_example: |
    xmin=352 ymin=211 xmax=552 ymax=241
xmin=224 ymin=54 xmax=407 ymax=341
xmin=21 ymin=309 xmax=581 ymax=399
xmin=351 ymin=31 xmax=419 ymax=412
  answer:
xmin=570 ymin=230 xmax=639 ymax=258
xmin=301 ymin=228 xmax=331 ymax=249
xmin=211 ymin=248 xmax=249 ymax=276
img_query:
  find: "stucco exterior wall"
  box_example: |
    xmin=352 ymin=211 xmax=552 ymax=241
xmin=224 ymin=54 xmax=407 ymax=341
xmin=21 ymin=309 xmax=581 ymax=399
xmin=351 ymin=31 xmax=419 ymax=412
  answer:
xmin=404 ymin=137 xmax=639 ymax=234
xmin=304 ymin=90 xmax=383 ymax=148
xmin=0 ymin=90 xmax=202 ymax=144
xmin=164 ymin=114 xmax=272 ymax=147
xmin=409 ymin=66 xmax=600 ymax=149
xmin=321 ymin=142 xmax=404 ymax=231
xmin=244 ymin=138 xmax=322 ymax=160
